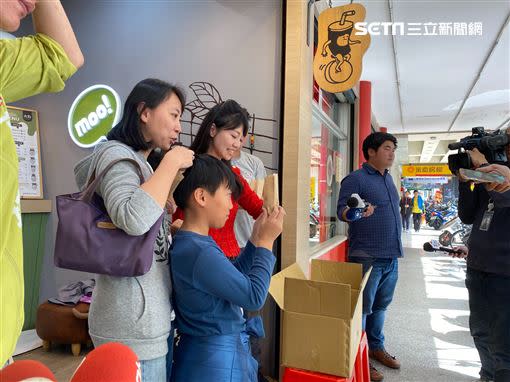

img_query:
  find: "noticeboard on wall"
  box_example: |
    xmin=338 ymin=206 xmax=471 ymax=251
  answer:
xmin=7 ymin=106 xmax=43 ymax=199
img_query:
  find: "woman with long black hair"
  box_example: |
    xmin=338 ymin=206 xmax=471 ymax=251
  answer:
xmin=74 ymin=78 xmax=194 ymax=381
xmin=173 ymin=100 xmax=264 ymax=259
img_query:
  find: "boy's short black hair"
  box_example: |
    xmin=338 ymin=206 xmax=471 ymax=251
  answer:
xmin=362 ymin=132 xmax=398 ymax=160
xmin=173 ymin=154 xmax=242 ymax=210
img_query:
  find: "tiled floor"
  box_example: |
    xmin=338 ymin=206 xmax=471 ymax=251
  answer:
xmin=381 ymin=228 xmax=480 ymax=382
xmin=401 ymin=226 xmax=442 ymax=249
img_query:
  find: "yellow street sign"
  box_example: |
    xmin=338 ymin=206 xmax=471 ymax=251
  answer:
xmin=402 ymin=164 xmax=452 ymax=177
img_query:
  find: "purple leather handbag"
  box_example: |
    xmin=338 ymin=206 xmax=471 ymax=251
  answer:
xmin=54 ymin=158 xmax=164 ymax=277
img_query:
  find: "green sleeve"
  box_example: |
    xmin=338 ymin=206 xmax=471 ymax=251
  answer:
xmin=0 ymin=33 xmax=77 ymax=103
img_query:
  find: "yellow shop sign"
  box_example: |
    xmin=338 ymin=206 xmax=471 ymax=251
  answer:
xmin=402 ymin=164 xmax=453 ymax=177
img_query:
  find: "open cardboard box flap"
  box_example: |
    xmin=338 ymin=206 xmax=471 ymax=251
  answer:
xmin=269 ymin=259 xmax=371 ymax=318
xmin=269 ymin=262 xmax=305 ymax=310
xmin=359 ymin=266 xmax=372 ymax=292
xmin=310 ymin=259 xmax=362 ymax=286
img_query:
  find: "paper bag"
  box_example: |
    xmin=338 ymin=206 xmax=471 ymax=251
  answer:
xmin=262 ymin=173 xmax=279 ymax=210
xmin=248 ymin=178 xmax=265 ymax=198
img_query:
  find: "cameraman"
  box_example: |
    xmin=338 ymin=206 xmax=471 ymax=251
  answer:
xmin=457 ymin=130 xmax=510 ymax=382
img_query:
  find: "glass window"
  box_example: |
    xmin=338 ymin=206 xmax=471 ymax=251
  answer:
xmin=309 ymin=103 xmax=349 ymax=248
xmin=310 ymin=14 xmax=351 ymax=249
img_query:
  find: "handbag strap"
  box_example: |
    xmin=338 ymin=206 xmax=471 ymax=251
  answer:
xmin=81 ymin=158 xmax=145 ymax=202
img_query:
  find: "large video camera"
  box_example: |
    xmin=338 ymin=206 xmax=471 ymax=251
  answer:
xmin=447 ymin=127 xmax=509 ymax=174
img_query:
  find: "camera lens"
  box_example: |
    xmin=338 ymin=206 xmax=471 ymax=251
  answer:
xmin=448 ymin=142 xmax=462 ymax=150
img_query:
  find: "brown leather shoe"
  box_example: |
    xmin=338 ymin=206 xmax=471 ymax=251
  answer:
xmin=369 ymin=348 xmax=401 ymax=369
xmin=370 ymin=363 xmax=384 ymax=381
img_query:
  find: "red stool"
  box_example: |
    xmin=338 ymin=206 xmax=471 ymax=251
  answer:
xmin=283 ymin=332 xmax=369 ymax=382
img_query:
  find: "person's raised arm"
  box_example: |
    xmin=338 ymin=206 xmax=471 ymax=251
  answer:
xmin=141 ymin=146 xmax=194 ymax=208
xmin=231 ymin=206 xmax=286 ymax=274
xmin=193 ymin=207 xmax=285 ymax=310
xmin=32 ymin=0 xmax=84 ymax=68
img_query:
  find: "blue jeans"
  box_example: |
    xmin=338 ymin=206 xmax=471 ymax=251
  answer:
xmin=166 ymin=324 xmax=175 ymax=381
xmin=466 ymin=267 xmax=510 ymax=381
xmin=141 ymin=355 xmax=167 ymax=382
xmin=401 ymin=214 xmax=411 ymax=231
xmin=140 ymin=324 xmax=174 ymax=382
xmin=350 ymin=257 xmax=399 ymax=351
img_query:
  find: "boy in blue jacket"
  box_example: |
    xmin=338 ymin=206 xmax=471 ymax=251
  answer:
xmin=170 ymin=154 xmax=285 ymax=382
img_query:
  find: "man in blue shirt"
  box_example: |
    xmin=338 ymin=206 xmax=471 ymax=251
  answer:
xmin=337 ymin=132 xmax=403 ymax=382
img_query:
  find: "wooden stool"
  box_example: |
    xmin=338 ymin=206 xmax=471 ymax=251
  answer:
xmin=35 ymin=301 xmax=91 ymax=356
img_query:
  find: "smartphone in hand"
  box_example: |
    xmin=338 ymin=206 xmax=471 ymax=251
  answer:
xmin=459 ymin=168 xmax=506 ymax=184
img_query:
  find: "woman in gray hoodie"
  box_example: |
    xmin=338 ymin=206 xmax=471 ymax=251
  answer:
xmin=74 ymin=78 xmax=194 ymax=381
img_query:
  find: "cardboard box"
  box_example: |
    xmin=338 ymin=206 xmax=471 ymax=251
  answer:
xmin=269 ymin=259 xmax=371 ymax=377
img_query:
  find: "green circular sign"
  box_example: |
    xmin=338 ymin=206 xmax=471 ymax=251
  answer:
xmin=68 ymin=85 xmax=121 ymax=148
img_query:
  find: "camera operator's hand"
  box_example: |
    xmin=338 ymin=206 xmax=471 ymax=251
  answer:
xmin=467 ymin=148 xmax=488 ymax=169
xmin=477 ymin=164 xmax=510 ymax=193
xmin=451 ymin=246 xmax=468 ymax=259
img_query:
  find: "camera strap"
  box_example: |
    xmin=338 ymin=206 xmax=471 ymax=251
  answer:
xmin=479 ymin=199 xmax=494 ymax=231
